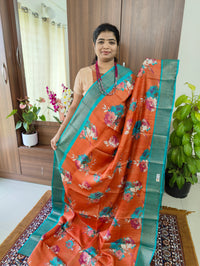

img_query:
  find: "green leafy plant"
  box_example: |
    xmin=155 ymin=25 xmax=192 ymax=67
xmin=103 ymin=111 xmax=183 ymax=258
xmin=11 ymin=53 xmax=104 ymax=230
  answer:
xmin=7 ymin=96 xmax=46 ymax=134
xmin=166 ymin=82 xmax=199 ymax=189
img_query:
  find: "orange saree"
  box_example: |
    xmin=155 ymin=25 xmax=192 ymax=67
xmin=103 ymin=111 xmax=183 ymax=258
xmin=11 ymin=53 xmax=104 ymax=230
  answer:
xmin=19 ymin=59 xmax=179 ymax=265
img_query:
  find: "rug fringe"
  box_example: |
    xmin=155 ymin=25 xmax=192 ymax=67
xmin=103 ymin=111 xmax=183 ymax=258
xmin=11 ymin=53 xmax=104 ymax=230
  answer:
xmin=161 ymin=206 xmax=194 ymax=215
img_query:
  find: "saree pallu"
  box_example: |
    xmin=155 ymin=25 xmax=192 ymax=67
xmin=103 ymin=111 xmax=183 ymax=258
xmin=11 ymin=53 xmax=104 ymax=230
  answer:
xmin=20 ymin=59 xmax=179 ymax=265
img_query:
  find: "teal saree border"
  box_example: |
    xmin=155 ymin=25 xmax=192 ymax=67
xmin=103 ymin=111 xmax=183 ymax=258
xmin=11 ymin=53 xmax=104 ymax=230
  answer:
xmin=135 ymin=59 xmax=179 ymax=265
xmin=18 ymin=64 xmax=133 ymax=257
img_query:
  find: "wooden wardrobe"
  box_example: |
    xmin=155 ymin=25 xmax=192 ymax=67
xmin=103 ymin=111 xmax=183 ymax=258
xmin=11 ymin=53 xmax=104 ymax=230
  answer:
xmin=0 ymin=0 xmax=185 ymax=185
xmin=67 ymin=0 xmax=185 ymax=87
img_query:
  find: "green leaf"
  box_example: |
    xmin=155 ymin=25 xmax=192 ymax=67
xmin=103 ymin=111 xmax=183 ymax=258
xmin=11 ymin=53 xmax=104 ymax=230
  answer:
xmin=36 ymin=107 xmax=41 ymax=115
xmin=176 ymin=121 xmax=185 ymax=137
xmin=172 ymin=119 xmax=180 ymax=130
xmin=186 ymin=174 xmax=198 ymax=185
xmin=173 ymin=105 xmax=191 ymax=121
xmin=195 ymin=159 xmax=200 ymax=171
xmin=187 ymin=157 xmax=197 ymax=174
xmin=171 ymin=147 xmax=179 ymax=165
xmin=6 ymin=109 xmax=17 ymax=118
xmin=22 ymin=112 xmax=35 ymax=124
xmin=169 ymin=172 xmax=177 ymax=188
xmin=185 ymin=82 xmax=196 ymax=91
xmin=174 ymin=135 xmax=182 ymax=146
xmin=183 ymin=143 xmax=192 ymax=156
xmin=179 ymin=105 xmax=191 ymax=120
xmin=23 ymin=122 xmax=28 ymax=132
xmin=170 ymin=131 xmax=176 ymax=145
xmin=191 ymin=111 xmax=199 ymax=124
xmin=173 ymin=106 xmax=183 ymax=119
xmin=48 ymin=107 xmax=55 ymax=112
xmin=175 ymin=95 xmax=189 ymax=107
xmin=192 ymin=174 xmax=198 ymax=183
xmin=194 ymin=146 xmax=200 ymax=159
xmin=183 ymin=117 xmax=193 ymax=132
xmin=53 ymin=116 xmax=62 ymax=124
xmin=196 ymin=101 xmax=200 ymax=110
xmin=193 ymin=133 xmax=200 ymax=146
xmin=39 ymin=115 xmax=46 ymax=121
xmin=185 ymin=176 xmax=194 ymax=184
xmin=183 ymin=164 xmax=190 ymax=176
xmin=177 ymin=146 xmax=185 ymax=168
xmin=15 ymin=120 xmax=22 ymax=130
xmin=33 ymin=106 xmax=38 ymax=114
xmin=195 ymin=111 xmax=200 ymax=121
xmin=170 ymin=131 xmax=182 ymax=146
xmin=193 ymin=123 xmax=200 ymax=133
xmin=182 ymin=133 xmax=191 ymax=145
xmin=176 ymin=175 xmax=185 ymax=190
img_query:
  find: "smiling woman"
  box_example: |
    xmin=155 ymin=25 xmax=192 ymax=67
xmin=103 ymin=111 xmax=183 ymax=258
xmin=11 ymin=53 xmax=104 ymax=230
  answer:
xmin=94 ymin=32 xmax=118 ymax=63
xmin=17 ymin=0 xmax=70 ymax=122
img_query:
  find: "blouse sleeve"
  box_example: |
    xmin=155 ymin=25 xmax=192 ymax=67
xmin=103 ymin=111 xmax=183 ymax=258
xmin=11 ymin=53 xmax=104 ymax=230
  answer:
xmin=73 ymin=70 xmax=83 ymax=95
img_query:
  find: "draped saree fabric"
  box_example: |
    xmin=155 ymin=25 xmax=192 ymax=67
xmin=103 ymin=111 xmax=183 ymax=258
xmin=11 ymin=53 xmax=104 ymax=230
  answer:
xmin=19 ymin=59 xmax=179 ymax=265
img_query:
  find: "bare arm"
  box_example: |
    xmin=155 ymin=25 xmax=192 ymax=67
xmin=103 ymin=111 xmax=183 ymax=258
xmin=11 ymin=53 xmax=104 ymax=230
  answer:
xmin=50 ymin=93 xmax=83 ymax=150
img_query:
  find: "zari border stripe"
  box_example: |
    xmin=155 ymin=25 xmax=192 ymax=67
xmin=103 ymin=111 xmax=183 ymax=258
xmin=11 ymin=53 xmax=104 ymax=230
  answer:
xmin=136 ymin=59 xmax=179 ymax=265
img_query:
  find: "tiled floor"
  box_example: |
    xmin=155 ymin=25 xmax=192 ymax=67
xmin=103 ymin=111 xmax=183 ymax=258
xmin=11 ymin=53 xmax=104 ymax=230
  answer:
xmin=0 ymin=177 xmax=199 ymax=264
xmin=0 ymin=178 xmax=51 ymax=244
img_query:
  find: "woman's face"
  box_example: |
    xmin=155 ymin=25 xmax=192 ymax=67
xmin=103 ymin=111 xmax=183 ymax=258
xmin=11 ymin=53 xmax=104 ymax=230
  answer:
xmin=94 ymin=31 xmax=118 ymax=63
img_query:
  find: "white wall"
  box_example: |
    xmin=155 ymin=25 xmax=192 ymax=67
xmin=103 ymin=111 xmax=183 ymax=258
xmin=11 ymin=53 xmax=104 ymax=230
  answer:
xmin=176 ymin=0 xmax=200 ymax=99
xmin=175 ymin=0 xmax=200 ymax=182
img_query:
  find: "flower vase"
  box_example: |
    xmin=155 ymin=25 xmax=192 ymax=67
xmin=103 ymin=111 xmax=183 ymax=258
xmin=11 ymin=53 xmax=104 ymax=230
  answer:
xmin=22 ymin=132 xmax=38 ymax=147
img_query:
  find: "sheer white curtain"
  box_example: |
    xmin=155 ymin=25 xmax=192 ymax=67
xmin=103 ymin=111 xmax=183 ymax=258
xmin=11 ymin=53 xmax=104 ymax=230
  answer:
xmin=18 ymin=5 xmax=68 ymax=121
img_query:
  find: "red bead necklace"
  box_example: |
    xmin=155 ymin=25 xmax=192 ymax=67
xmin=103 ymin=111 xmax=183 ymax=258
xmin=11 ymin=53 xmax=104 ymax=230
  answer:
xmin=95 ymin=61 xmax=118 ymax=96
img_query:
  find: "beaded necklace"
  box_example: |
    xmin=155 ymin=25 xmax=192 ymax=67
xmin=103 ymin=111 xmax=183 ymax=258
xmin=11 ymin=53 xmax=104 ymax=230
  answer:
xmin=95 ymin=61 xmax=118 ymax=96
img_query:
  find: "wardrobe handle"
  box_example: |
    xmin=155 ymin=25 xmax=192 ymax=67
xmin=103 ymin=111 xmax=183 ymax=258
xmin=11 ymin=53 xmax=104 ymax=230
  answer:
xmin=1 ymin=63 xmax=8 ymax=84
xmin=16 ymin=47 xmax=21 ymax=66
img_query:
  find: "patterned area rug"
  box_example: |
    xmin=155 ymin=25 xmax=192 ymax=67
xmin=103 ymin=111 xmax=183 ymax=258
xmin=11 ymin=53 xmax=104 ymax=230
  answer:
xmin=0 ymin=191 xmax=198 ymax=266
xmin=151 ymin=213 xmax=185 ymax=265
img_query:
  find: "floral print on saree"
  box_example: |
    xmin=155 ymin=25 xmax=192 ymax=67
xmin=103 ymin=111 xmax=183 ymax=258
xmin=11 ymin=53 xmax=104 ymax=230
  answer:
xmin=25 ymin=59 xmax=179 ymax=265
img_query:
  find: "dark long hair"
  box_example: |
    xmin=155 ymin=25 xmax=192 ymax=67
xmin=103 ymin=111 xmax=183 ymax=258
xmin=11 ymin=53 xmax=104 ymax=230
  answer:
xmin=92 ymin=23 xmax=120 ymax=63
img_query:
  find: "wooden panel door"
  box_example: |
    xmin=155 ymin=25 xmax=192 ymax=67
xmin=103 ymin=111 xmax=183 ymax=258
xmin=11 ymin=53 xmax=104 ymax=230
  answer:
xmin=0 ymin=14 xmax=21 ymax=174
xmin=67 ymin=0 xmax=122 ymax=88
xmin=119 ymin=0 xmax=185 ymax=74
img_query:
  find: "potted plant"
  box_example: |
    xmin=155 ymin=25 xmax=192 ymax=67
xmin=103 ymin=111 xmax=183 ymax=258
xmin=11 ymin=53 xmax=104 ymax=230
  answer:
xmin=165 ymin=82 xmax=199 ymax=198
xmin=7 ymin=96 xmax=46 ymax=147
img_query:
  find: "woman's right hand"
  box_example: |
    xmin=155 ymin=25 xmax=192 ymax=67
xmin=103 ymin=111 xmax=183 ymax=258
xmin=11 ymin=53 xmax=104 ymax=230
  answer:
xmin=51 ymin=135 xmax=59 ymax=150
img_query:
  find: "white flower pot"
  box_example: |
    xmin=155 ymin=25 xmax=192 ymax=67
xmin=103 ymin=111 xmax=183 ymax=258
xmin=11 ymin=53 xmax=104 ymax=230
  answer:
xmin=22 ymin=132 xmax=38 ymax=147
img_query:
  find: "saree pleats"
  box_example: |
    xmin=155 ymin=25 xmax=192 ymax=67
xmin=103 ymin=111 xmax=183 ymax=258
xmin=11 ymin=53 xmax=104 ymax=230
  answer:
xmin=20 ymin=59 xmax=179 ymax=265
